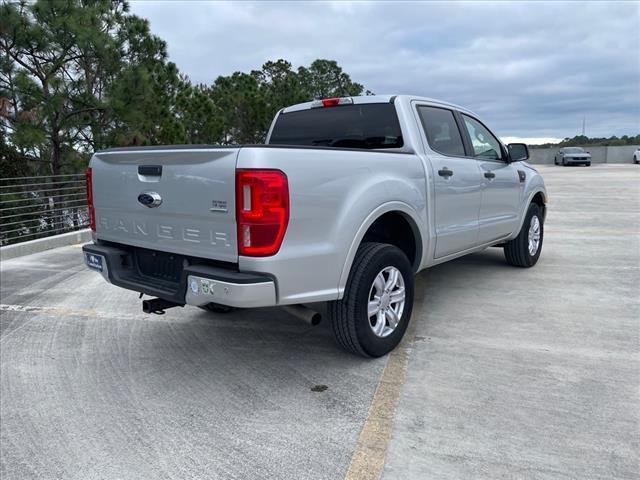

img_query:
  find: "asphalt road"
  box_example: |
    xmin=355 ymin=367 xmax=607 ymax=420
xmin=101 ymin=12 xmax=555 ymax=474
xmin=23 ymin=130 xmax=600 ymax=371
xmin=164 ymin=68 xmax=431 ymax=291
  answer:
xmin=1 ymin=164 xmax=639 ymax=480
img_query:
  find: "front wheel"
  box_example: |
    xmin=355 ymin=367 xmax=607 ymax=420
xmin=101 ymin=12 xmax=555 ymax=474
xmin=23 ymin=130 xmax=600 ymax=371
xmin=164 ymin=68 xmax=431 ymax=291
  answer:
xmin=504 ymin=203 xmax=544 ymax=267
xmin=586 ymin=162 xmax=591 ymax=167
xmin=328 ymin=242 xmax=414 ymax=357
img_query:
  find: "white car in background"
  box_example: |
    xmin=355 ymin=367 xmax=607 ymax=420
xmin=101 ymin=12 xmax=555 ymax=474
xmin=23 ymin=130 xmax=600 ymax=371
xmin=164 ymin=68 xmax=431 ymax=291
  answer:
xmin=633 ymin=148 xmax=640 ymax=164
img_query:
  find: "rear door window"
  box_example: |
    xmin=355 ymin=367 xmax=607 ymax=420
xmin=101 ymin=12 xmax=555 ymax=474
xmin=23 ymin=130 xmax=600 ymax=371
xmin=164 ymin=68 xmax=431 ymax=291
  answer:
xmin=417 ymin=106 xmax=466 ymax=157
xmin=269 ymin=103 xmax=403 ymax=149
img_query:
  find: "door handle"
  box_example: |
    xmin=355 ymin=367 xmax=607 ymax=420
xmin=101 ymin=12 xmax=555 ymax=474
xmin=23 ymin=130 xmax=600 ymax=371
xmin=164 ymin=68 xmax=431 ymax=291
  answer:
xmin=138 ymin=165 xmax=162 ymax=176
xmin=484 ymin=171 xmax=495 ymax=179
xmin=438 ymin=168 xmax=453 ymax=177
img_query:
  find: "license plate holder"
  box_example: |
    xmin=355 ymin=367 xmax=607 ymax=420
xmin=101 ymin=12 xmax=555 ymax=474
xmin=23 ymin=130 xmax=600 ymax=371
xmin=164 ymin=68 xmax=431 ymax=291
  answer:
xmin=85 ymin=252 xmax=104 ymax=272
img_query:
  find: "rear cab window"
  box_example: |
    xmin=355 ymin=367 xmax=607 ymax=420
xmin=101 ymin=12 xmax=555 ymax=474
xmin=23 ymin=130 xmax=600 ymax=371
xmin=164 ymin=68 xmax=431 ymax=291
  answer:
xmin=417 ymin=106 xmax=466 ymax=157
xmin=269 ymin=103 xmax=403 ymax=150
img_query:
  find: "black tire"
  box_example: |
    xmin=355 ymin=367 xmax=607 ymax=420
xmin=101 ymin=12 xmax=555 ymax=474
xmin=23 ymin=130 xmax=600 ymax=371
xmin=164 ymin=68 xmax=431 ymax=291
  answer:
xmin=586 ymin=162 xmax=591 ymax=167
xmin=504 ymin=203 xmax=543 ymax=268
xmin=554 ymin=157 xmax=558 ymax=165
xmin=562 ymin=158 xmax=566 ymax=166
xmin=199 ymin=302 xmax=236 ymax=313
xmin=328 ymin=242 xmax=414 ymax=357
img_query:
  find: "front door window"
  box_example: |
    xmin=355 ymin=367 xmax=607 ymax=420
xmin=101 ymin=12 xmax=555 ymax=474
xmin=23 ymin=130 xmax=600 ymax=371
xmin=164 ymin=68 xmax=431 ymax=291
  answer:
xmin=462 ymin=115 xmax=503 ymax=161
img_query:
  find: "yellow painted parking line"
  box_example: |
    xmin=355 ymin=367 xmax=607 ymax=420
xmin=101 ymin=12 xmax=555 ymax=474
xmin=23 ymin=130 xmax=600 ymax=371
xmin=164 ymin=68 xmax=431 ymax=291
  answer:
xmin=344 ymin=340 xmax=411 ymax=480
xmin=344 ymin=280 xmax=425 ymax=480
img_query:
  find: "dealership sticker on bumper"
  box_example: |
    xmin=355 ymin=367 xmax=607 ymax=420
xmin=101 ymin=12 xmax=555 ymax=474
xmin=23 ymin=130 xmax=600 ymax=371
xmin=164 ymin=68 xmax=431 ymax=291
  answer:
xmin=85 ymin=253 xmax=103 ymax=272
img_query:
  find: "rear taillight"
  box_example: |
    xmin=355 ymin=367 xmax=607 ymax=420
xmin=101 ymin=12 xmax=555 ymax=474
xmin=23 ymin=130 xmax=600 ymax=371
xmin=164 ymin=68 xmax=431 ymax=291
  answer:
xmin=85 ymin=168 xmax=96 ymax=231
xmin=236 ymin=169 xmax=289 ymax=257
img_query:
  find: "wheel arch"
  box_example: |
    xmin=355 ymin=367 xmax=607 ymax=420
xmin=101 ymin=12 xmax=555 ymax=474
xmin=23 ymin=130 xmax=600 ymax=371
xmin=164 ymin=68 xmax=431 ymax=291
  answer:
xmin=509 ymin=188 xmax=547 ymax=240
xmin=531 ymin=190 xmax=547 ymax=223
xmin=338 ymin=202 xmax=424 ymax=298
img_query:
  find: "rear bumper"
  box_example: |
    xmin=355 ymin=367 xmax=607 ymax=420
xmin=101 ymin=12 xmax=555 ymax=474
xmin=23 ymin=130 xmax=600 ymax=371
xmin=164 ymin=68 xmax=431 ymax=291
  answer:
xmin=82 ymin=243 xmax=276 ymax=308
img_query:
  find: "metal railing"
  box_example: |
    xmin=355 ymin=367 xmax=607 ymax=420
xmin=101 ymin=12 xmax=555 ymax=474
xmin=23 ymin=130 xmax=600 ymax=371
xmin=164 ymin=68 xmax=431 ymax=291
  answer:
xmin=0 ymin=174 xmax=89 ymax=246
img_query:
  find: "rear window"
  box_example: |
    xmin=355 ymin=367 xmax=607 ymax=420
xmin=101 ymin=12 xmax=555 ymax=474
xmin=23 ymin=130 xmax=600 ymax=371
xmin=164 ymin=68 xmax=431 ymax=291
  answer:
xmin=269 ymin=103 xmax=404 ymax=149
xmin=417 ymin=106 xmax=466 ymax=157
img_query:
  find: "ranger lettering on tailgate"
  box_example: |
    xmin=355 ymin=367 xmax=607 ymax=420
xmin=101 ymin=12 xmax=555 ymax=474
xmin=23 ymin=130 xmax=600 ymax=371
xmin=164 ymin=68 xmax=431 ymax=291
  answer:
xmin=98 ymin=217 xmax=232 ymax=247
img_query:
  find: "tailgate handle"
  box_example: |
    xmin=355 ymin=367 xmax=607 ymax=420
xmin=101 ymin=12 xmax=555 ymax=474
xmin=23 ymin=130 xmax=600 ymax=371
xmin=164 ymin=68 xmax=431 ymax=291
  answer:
xmin=138 ymin=165 xmax=162 ymax=176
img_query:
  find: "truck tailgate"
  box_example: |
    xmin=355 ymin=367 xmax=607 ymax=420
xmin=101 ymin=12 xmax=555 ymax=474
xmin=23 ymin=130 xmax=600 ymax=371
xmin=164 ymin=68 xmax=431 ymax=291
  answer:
xmin=91 ymin=147 xmax=239 ymax=262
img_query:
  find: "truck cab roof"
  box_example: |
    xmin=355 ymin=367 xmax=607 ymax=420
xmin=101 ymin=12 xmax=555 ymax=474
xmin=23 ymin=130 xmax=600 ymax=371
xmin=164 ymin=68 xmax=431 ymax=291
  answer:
xmin=281 ymin=94 xmax=476 ymax=117
xmin=271 ymin=95 xmax=481 ymax=152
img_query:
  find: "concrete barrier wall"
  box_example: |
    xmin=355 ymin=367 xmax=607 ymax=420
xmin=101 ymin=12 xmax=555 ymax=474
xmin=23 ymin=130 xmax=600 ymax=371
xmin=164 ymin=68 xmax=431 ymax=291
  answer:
xmin=0 ymin=229 xmax=91 ymax=261
xmin=605 ymin=145 xmax=640 ymax=163
xmin=529 ymin=145 xmax=639 ymax=164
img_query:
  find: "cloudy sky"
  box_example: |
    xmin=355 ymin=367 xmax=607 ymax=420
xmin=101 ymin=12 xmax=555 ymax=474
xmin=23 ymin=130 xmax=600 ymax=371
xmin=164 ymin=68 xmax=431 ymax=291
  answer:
xmin=129 ymin=1 xmax=639 ymax=143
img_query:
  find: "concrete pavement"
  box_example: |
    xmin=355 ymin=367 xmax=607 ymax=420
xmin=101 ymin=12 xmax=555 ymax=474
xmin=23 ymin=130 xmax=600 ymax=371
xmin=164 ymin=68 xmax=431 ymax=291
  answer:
xmin=1 ymin=246 xmax=387 ymax=480
xmin=1 ymin=164 xmax=639 ymax=479
xmin=383 ymin=164 xmax=639 ymax=479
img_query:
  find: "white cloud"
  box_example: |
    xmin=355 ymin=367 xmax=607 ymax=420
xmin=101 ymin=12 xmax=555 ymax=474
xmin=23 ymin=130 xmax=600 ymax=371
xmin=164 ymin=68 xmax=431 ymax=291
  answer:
xmin=129 ymin=0 xmax=640 ymax=138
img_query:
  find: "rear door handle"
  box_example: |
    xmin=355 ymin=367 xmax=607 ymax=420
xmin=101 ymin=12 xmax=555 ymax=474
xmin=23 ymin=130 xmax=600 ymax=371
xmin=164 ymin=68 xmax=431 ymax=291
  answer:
xmin=484 ymin=171 xmax=495 ymax=179
xmin=438 ymin=168 xmax=453 ymax=177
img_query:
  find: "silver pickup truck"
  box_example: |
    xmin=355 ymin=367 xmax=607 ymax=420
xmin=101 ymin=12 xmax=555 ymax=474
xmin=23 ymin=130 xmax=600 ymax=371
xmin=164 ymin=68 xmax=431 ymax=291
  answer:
xmin=82 ymin=95 xmax=547 ymax=357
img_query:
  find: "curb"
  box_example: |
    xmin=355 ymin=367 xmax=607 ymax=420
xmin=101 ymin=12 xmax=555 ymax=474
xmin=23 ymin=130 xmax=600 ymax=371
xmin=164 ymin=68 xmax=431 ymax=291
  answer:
xmin=1 ymin=229 xmax=92 ymax=262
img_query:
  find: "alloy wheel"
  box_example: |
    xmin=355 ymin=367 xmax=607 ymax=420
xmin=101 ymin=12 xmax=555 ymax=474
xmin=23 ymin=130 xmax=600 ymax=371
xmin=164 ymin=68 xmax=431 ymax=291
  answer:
xmin=367 ymin=266 xmax=406 ymax=338
xmin=528 ymin=215 xmax=541 ymax=256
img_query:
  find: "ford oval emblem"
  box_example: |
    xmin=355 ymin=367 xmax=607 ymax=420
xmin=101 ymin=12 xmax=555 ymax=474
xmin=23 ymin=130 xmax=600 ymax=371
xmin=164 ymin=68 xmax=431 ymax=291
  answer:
xmin=138 ymin=192 xmax=162 ymax=208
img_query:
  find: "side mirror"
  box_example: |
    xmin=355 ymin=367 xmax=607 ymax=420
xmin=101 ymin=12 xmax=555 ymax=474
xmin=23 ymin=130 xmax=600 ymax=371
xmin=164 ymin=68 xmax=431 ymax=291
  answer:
xmin=508 ymin=143 xmax=529 ymax=162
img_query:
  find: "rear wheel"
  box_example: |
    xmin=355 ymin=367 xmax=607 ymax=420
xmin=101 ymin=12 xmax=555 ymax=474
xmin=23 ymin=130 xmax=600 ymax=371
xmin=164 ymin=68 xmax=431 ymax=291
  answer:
xmin=586 ymin=162 xmax=591 ymax=167
xmin=328 ymin=242 xmax=414 ymax=357
xmin=504 ymin=203 xmax=543 ymax=267
xmin=562 ymin=158 xmax=566 ymax=166
xmin=554 ymin=157 xmax=558 ymax=165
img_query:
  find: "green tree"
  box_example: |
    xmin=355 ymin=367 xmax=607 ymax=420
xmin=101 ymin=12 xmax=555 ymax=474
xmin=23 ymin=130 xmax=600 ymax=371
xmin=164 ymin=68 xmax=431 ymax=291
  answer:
xmin=105 ymin=12 xmax=187 ymax=146
xmin=175 ymin=81 xmax=222 ymax=144
xmin=0 ymin=0 xmax=127 ymax=175
xmin=253 ymin=59 xmax=308 ymax=112
xmin=211 ymin=58 xmax=371 ymax=143
xmin=0 ymin=0 xmax=185 ymax=167
xmin=297 ymin=59 xmax=365 ymax=99
xmin=557 ymin=134 xmax=640 ymax=147
xmin=210 ymin=71 xmax=269 ymax=144
xmin=107 ymin=60 xmax=185 ymax=146
xmin=1 ymin=0 xmax=374 ymax=174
